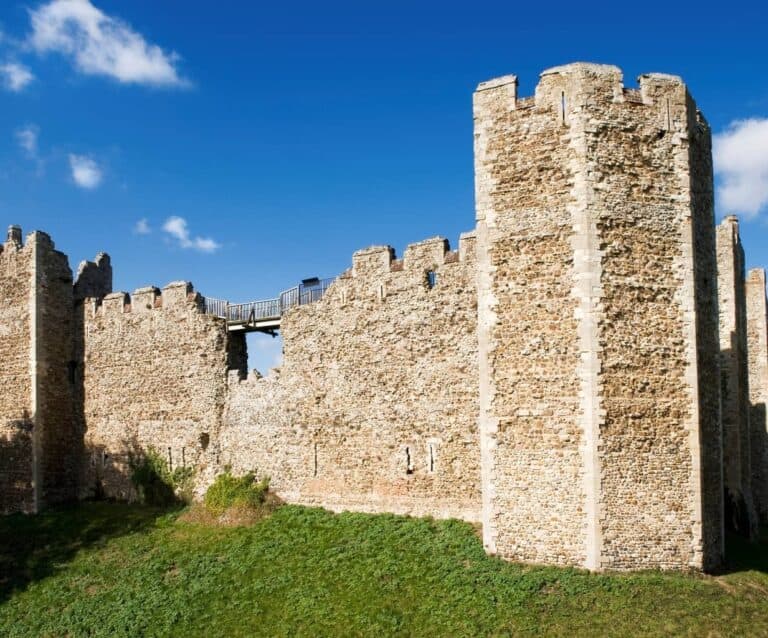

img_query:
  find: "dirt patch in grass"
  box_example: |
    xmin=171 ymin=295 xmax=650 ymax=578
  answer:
xmin=179 ymin=492 xmax=283 ymax=527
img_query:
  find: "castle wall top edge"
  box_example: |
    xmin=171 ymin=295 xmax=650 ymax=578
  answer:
xmin=540 ymin=62 xmax=622 ymax=77
xmin=476 ymin=74 xmax=518 ymax=92
xmin=638 ymin=72 xmax=684 ymax=84
xmin=351 ymin=233 xmax=475 ymax=277
xmin=474 ymin=62 xmax=691 ymax=110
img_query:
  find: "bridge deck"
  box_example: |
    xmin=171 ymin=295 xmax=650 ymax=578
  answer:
xmin=204 ymin=277 xmax=334 ymax=334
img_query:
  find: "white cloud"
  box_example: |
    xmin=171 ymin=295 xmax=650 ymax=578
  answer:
xmin=28 ymin=0 xmax=188 ymax=87
xmin=15 ymin=125 xmax=40 ymax=157
xmin=0 ymin=62 xmax=35 ymax=91
xmin=713 ymin=118 xmax=768 ymax=218
xmin=133 ymin=218 xmax=151 ymax=234
xmin=68 ymin=153 xmax=102 ymax=189
xmin=162 ymin=216 xmax=220 ymax=253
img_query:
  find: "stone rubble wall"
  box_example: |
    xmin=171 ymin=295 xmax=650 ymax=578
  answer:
xmin=688 ymin=108 xmax=726 ymax=567
xmin=221 ymin=233 xmax=481 ymax=521
xmin=0 ymin=228 xmax=35 ymax=513
xmin=474 ymin=63 xmax=722 ymax=571
xmin=0 ymin=227 xmax=80 ymax=513
xmin=34 ymin=232 xmax=79 ymax=508
xmin=593 ymin=71 xmax=721 ymax=570
xmin=716 ymin=216 xmax=757 ymax=535
xmin=746 ymin=268 xmax=768 ymax=521
xmin=80 ymin=281 xmax=241 ymax=499
xmin=474 ymin=71 xmax=587 ymax=567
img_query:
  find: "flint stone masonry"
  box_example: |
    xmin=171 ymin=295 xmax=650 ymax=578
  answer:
xmin=746 ymin=268 xmax=768 ymax=521
xmin=80 ymin=281 xmax=241 ymax=500
xmin=716 ymin=216 xmax=757 ymax=535
xmin=474 ymin=63 xmax=722 ymax=571
xmin=0 ymin=229 xmax=34 ymax=513
xmin=2 ymin=62 xmax=764 ymax=573
xmin=222 ymin=234 xmax=481 ymax=521
xmin=0 ymin=228 xmax=78 ymax=513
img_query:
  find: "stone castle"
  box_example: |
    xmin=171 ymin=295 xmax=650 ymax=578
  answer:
xmin=2 ymin=63 xmax=767 ymax=572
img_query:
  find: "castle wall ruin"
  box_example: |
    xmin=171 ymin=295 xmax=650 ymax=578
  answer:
xmin=2 ymin=62 xmax=768 ymax=572
xmin=80 ymin=282 xmax=240 ymax=500
xmin=221 ymin=234 xmax=481 ymax=521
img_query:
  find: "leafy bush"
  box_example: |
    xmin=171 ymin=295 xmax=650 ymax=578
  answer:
xmin=130 ymin=447 xmax=194 ymax=506
xmin=204 ymin=469 xmax=270 ymax=516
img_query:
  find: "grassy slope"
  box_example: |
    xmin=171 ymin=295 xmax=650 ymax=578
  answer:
xmin=0 ymin=503 xmax=767 ymax=637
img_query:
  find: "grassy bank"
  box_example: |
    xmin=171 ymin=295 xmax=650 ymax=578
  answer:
xmin=1 ymin=502 xmax=766 ymax=637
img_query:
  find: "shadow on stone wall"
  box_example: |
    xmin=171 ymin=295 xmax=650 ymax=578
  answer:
xmin=720 ymin=341 xmax=757 ymax=539
xmin=720 ymin=528 xmax=768 ymax=575
xmin=83 ymin=439 xmax=144 ymax=503
xmin=750 ymin=402 xmax=768 ymax=524
xmin=0 ymin=419 xmax=34 ymax=514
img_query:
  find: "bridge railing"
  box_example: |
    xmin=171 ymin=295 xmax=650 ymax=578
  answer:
xmin=204 ymin=277 xmax=335 ymax=324
xmin=299 ymin=278 xmax=335 ymax=305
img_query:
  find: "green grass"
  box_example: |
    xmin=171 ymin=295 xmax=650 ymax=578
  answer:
xmin=1 ymin=503 xmax=767 ymax=637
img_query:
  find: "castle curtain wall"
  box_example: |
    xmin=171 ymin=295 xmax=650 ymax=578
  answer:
xmin=221 ymin=234 xmax=482 ymax=521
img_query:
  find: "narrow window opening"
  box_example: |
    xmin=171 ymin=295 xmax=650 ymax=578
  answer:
xmin=426 ymin=270 xmax=437 ymax=290
xmin=378 ymin=284 xmax=385 ymax=301
xmin=168 ymin=447 xmax=173 ymax=471
xmin=428 ymin=443 xmax=435 ymax=473
xmin=182 ymin=447 xmax=186 ymax=468
xmin=406 ymin=447 xmax=414 ymax=474
xmin=560 ymin=91 xmax=566 ymax=124
xmin=313 ymin=442 xmax=318 ymax=477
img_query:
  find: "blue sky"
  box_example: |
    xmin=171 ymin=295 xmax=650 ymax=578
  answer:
xmin=2 ymin=0 xmax=768 ymax=372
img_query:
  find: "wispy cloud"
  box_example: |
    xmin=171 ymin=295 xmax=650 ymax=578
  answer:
xmin=15 ymin=124 xmax=40 ymax=157
xmin=133 ymin=218 xmax=151 ymax=234
xmin=28 ymin=0 xmax=188 ymax=88
xmin=162 ymin=216 xmax=220 ymax=253
xmin=714 ymin=118 xmax=768 ymax=218
xmin=0 ymin=61 xmax=34 ymax=91
xmin=69 ymin=153 xmax=102 ymax=189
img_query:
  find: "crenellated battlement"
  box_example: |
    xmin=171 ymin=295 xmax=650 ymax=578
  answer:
xmin=91 ymin=281 xmax=207 ymax=318
xmin=350 ymin=232 xmax=476 ymax=277
xmin=74 ymin=253 xmax=112 ymax=301
xmin=474 ymin=63 xmax=697 ymax=136
xmin=2 ymin=225 xmax=57 ymax=256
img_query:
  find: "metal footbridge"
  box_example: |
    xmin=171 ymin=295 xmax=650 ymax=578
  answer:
xmin=204 ymin=277 xmax=334 ymax=334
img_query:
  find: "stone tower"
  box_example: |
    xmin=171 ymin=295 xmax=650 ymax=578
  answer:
xmin=746 ymin=268 xmax=768 ymax=521
xmin=0 ymin=227 xmax=78 ymax=513
xmin=474 ymin=63 xmax=723 ymax=571
xmin=716 ymin=216 xmax=757 ymax=535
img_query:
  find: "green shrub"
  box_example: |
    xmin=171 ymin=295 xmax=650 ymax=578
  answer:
xmin=129 ymin=447 xmax=194 ymax=506
xmin=204 ymin=469 xmax=270 ymax=515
